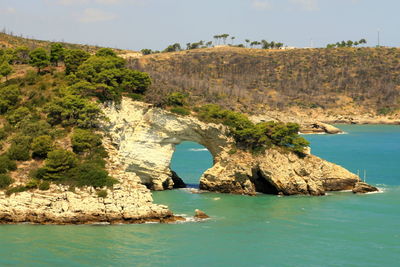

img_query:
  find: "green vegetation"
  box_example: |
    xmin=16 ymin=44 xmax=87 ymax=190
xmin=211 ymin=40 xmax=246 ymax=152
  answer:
xmin=133 ymin=46 xmax=400 ymax=114
xmin=29 ymin=48 xmax=50 ymax=73
xmin=170 ymin=107 xmax=191 ymax=116
xmin=0 ymin=174 xmax=13 ymax=189
xmin=326 ymin=39 xmax=367 ymax=48
xmin=32 ymin=135 xmax=53 ymax=159
xmin=0 ymin=40 xmax=151 ymax=193
xmin=196 ymin=104 xmax=309 ymax=154
xmin=96 ymin=189 xmax=108 ymax=198
xmin=71 ymin=129 xmax=102 ymax=154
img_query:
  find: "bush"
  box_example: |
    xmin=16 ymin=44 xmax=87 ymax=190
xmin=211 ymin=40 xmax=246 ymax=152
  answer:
xmin=6 ymin=107 xmax=31 ymax=125
xmin=36 ymin=149 xmax=78 ymax=180
xmin=46 ymin=94 xmax=102 ymax=128
xmin=39 ymin=181 xmax=50 ymax=191
xmin=0 ymin=84 xmax=20 ymax=114
xmin=8 ymin=135 xmax=31 ymax=161
xmin=25 ymin=70 xmax=38 ymax=85
xmin=166 ymin=92 xmax=187 ymax=106
xmin=126 ymin=93 xmax=144 ymax=101
xmin=64 ymin=49 xmax=90 ymax=74
xmin=96 ymin=189 xmax=108 ymax=198
xmin=71 ymin=129 xmax=102 ymax=154
xmin=0 ymin=174 xmax=13 ymax=189
xmin=0 ymin=155 xmax=17 ymax=173
xmin=0 ymin=128 xmax=7 ymax=140
xmin=6 ymin=185 xmax=28 ymax=196
xmin=170 ymin=106 xmax=190 ymax=116
xmin=32 ymin=135 xmax=53 ymax=159
xmin=19 ymin=120 xmax=53 ymax=138
xmin=67 ymin=163 xmax=117 ymax=188
xmin=196 ymin=104 xmax=310 ymax=153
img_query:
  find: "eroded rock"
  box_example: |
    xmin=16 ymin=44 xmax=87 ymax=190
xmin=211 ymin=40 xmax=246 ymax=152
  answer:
xmin=103 ymin=98 xmax=376 ymax=196
xmin=352 ymin=182 xmax=379 ymax=194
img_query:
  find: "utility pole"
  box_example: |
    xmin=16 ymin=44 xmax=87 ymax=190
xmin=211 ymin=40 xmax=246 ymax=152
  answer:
xmin=377 ymin=28 xmax=380 ymax=47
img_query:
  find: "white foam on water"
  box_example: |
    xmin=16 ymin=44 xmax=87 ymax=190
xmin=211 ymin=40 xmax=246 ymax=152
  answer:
xmin=188 ymin=148 xmax=208 ymax=152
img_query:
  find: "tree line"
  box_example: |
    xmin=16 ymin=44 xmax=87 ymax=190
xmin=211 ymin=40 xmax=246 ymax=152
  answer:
xmin=140 ymin=33 xmax=287 ymax=55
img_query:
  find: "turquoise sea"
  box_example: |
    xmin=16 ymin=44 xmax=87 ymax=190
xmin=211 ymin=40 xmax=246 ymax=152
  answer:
xmin=0 ymin=125 xmax=399 ymax=266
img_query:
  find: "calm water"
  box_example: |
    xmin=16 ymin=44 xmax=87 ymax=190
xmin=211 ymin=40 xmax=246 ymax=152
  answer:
xmin=1 ymin=125 xmax=399 ymax=266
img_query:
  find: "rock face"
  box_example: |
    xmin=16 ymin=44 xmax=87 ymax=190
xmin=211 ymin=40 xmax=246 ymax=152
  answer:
xmin=352 ymin=182 xmax=379 ymax=194
xmin=0 ymin=172 xmax=176 ymax=224
xmin=102 ymin=99 xmax=230 ymax=191
xmin=103 ymin=98 xmax=377 ymax=196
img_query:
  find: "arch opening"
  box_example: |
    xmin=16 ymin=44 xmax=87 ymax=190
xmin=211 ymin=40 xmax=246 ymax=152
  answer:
xmin=170 ymin=141 xmax=213 ymax=189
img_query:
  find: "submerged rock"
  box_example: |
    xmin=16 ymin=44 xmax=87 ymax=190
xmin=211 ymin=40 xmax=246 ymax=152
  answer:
xmin=352 ymin=182 xmax=379 ymax=194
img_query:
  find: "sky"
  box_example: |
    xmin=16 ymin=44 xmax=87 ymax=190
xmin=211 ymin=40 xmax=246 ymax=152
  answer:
xmin=0 ymin=0 xmax=398 ymax=50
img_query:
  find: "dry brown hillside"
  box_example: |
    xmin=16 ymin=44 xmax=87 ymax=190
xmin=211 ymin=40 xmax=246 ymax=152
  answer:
xmin=128 ymin=46 xmax=400 ymax=117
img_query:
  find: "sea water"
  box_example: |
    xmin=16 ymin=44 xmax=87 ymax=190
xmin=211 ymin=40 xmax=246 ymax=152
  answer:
xmin=0 ymin=125 xmax=399 ymax=266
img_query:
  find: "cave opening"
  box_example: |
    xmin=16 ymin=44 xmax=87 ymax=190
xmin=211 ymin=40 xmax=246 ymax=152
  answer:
xmin=170 ymin=141 xmax=213 ymax=188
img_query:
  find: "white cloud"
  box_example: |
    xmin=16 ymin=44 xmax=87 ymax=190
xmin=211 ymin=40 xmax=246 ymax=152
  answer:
xmin=290 ymin=0 xmax=319 ymax=11
xmin=51 ymin=0 xmax=143 ymax=5
xmin=57 ymin=0 xmax=90 ymax=5
xmin=79 ymin=8 xmax=117 ymax=22
xmin=251 ymin=0 xmax=273 ymax=10
xmin=0 ymin=7 xmax=16 ymax=14
xmin=95 ymin=0 xmax=121 ymax=4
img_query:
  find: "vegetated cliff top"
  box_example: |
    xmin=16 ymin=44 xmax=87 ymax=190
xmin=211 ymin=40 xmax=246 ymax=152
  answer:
xmin=0 ymin=32 xmax=138 ymax=57
xmin=128 ymin=46 xmax=400 ymax=116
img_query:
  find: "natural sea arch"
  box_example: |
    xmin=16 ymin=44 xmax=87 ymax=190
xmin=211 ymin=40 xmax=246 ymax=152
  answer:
xmin=103 ymin=99 xmax=366 ymax=196
xmin=170 ymin=142 xmax=213 ymax=188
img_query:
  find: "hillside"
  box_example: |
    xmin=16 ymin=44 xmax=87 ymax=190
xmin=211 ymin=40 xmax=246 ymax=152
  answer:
xmin=0 ymin=32 xmax=139 ymax=57
xmin=128 ymin=46 xmax=400 ymax=121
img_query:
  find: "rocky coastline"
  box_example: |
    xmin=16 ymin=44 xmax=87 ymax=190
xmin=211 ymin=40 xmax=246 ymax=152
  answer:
xmin=0 ymin=98 xmax=379 ymax=224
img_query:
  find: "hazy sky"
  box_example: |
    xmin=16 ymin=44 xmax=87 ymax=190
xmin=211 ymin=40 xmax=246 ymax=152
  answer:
xmin=0 ymin=0 xmax=398 ymax=50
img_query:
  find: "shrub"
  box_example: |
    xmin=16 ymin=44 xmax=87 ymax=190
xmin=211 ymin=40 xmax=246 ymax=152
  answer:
xmin=0 ymin=84 xmax=20 ymax=114
xmin=8 ymin=135 xmax=31 ymax=161
xmin=46 ymin=94 xmax=102 ymax=128
xmin=166 ymin=92 xmax=187 ymax=106
xmin=64 ymin=49 xmax=90 ymax=74
xmin=0 ymin=155 xmax=17 ymax=173
xmin=32 ymin=135 xmax=53 ymax=159
xmin=95 ymin=48 xmax=117 ymax=57
xmin=39 ymin=181 xmax=50 ymax=191
xmin=0 ymin=128 xmax=7 ymax=140
xmin=6 ymin=107 xmax=31 ymax=125
xmin=6 ymin=185 xmax=28 ymax=196
xmin=126 ymin=93 xmax=144 ymax=101
xmin=0 ymin=174 xmax=13 ymax=189
xmin=19 ymin=120 xmax=53 ymax=138
xmin=96 ymin=189 xmax=108 ymax=198
xmin=37 ymin=149 xmax=78 ymax=180
xmin=196 ymin=104 xmax=310 ymax=154
xmin=170 ymin=106 xmax=190 ymax=116
xmin=25 ymin=70 xmax=38 ymax=85
xmin=71 ymin=129 xmax=102 ymax=154
xmin=67 ymin=163 xmax=117 ymax=188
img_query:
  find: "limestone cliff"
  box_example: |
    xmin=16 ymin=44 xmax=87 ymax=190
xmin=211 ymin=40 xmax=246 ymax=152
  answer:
xmin=103 ymin=98 xmax=377 ymax=196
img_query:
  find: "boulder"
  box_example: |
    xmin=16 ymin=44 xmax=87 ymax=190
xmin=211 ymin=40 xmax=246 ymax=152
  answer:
xmin=194 ymin=209 xmax=210 ymax=219
xmin=352 ymin=182 xmax=379 ymax=194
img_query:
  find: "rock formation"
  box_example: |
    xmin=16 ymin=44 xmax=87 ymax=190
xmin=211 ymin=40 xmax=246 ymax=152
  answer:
xmin=0 ymin=171 xmax=177 ymax=224
xmin=103 ymin=98 xmax=378 ymax=196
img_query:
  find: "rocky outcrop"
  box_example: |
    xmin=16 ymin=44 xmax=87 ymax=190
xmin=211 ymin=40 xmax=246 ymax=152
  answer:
xmin=301 ymin=122 xmax=342 ymax=134
xmin=102 ymin=99 xmax=231 ymax=191
xmin=103 ymin=98 xmax=377 ymax=196
xmin=194 ymin=209 xmax=210 ymax=219
xmin=352 ymin=182 xmax=379 ymax=194
xmin=0 ymin=172 xmax=178 ymax=224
